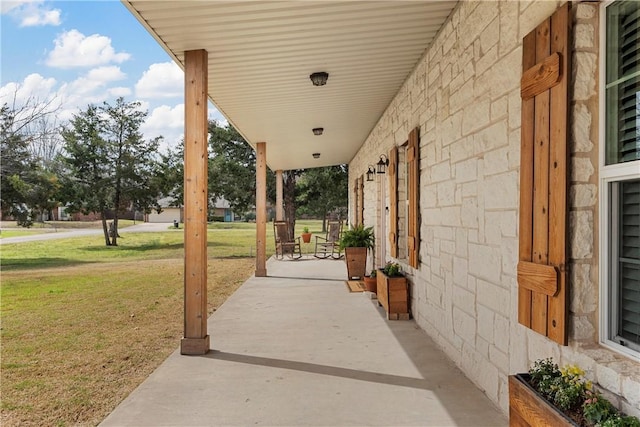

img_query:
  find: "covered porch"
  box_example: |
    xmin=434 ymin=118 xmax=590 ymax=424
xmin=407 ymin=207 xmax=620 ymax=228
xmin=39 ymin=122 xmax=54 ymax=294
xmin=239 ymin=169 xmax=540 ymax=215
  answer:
xmin=100 ymin=257 xmax=506 ymax=426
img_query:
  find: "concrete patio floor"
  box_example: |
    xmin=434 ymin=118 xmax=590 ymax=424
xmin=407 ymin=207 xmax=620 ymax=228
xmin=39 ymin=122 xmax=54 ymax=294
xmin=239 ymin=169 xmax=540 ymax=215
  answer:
xmin=100 ymin=257 xmax=507 ymax=426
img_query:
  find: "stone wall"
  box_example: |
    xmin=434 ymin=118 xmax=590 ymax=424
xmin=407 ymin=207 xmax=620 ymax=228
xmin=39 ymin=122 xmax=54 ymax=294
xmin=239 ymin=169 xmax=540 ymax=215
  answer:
xmin=348 ymin=0 xmax=640 ymax=416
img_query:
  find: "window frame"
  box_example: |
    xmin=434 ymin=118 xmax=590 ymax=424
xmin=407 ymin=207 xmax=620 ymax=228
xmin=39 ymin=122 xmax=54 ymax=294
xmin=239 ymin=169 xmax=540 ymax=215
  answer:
xmin=599 ymin=0 xmax=640 ymax=360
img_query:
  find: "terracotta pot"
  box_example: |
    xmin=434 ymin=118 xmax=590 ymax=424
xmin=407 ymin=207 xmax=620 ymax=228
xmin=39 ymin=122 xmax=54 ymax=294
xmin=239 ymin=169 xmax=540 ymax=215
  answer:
xmin=301 ymin=232 xmax=312 ymax=243
xmin=363 ymin=276 xmax=377 ymax=293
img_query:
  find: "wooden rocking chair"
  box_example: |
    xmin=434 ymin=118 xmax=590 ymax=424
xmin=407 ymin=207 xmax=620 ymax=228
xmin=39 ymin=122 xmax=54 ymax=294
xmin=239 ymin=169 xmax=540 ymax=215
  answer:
xmin=273 ymin=221 xmax=302 ymax=260
xmin=314 ymin=220 xmax=343 ymax=259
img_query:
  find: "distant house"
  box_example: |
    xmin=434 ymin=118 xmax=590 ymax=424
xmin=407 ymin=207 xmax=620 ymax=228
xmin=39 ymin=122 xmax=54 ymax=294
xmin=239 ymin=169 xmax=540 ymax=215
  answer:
xmin=210 ymin=198 xmax=236 ymax=222
xmin=146 ymin=197 xmax=182 ymax=223
xmin=146 ymin=197 xmax=237 ymax=223
xmin=53 ymin=206 xmax=143 ymax=222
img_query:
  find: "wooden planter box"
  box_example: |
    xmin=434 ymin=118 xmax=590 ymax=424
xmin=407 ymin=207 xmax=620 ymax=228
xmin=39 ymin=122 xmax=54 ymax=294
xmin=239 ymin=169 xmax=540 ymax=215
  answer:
xmin=509 ymin=374 xmax=577 ymax=427
xmin=376 ymin=270 xmax=409 ymax=320
xmin=345 ymin=247 xmax=367 ymax=279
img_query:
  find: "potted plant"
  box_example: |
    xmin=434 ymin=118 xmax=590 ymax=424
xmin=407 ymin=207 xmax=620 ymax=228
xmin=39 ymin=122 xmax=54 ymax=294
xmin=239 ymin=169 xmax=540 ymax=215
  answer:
xmin=363 ymin=269 xmax=377 ymax=293
xmin=509 ymin=358 xmax=640 ymax=426
xmin=339 ymin=224 xmax=374 ymax=280
xmin=377 ymin=262 xmax=409 ymax=320
xmin=301 ymin=226 xmax=312 ymax=243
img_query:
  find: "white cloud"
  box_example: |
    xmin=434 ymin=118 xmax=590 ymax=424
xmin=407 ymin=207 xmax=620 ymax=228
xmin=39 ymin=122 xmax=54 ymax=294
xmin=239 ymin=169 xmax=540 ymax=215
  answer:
xmin=58 ymin=66 xmax=127 ymax=103
xmin=209 ymin=108 xmax=228 ymax=128
xmin=0 ymin=1 xmax=24 ymax=13
xmin=0 ymin=72 xmax=119 ymax=124
xmin=2 ymin=1 xmax=61 ymax=27
xmin=0 ymin=74 xmax=228 ymax=155
xmin=46 ymin=29 xmax=130 ymax=69
xmin=0 ymin=73 xmax=57 ymax=106
xmin=108 ymin=87 xmax=132 ymax=98
xmin=135 ymin=62 xmax=183 ymax=99
xmin=0 ymin=73 xmax=61 ymax=131
xmin=141 ymin=104 xmax=184 ymax=151
xmin=86 ymin=66 xmax=126 ymax=83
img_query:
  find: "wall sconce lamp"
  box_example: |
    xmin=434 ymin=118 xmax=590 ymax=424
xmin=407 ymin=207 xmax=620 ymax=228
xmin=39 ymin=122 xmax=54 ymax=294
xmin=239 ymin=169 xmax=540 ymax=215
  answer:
xmin=377 ymin=154 xmax=389 ymax=174
xmin=366 ymin=165 xmax=376 ymax=181
xmin=309 ymin=72 xmax=329 ymax=86
xmin=312 ymin=127 xmax=324 ymax=135
xmin=312 ymin=152 xmax=321 ymax=159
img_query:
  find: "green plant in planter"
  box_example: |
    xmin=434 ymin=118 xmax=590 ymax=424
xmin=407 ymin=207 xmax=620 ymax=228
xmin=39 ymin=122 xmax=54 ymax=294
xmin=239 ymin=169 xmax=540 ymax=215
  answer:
xmin=381 ymin=262 xmax=402 ymax=277
xmin=583 ymin=390 xmax=618 ymax=426
xmin=338 ymin=224 xmax=374 ymax=250
xmin=527 ymin=358 xmax=640 ymax=427
xmin=303 ymin=226 xmax=309 ymax=233
xmin=530 ymin=359 xmax=589 ymax=412
xmin=369 ymin=269 xmax=377 ymax=278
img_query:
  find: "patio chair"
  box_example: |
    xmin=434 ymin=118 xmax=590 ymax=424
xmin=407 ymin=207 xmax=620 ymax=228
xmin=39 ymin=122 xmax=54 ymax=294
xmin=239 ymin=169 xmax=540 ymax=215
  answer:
xmin=273 ymin=220 xmax=302 ymax=260
xmin=314 ymin=220 xmax=343 ymax=259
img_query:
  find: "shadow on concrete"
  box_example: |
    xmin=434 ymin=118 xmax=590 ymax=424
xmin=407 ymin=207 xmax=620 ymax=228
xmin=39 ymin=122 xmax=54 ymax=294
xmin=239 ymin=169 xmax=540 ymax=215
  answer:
xmin=206 ymin=350 xmax=435 ymax=390
xmin=264 ymin=275 xmax=345 ymax=283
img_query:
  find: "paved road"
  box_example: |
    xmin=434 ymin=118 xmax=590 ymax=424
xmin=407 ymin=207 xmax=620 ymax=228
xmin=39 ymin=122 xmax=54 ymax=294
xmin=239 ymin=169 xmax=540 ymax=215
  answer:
xmin=0 ymin=222 xmax=177 ymax=245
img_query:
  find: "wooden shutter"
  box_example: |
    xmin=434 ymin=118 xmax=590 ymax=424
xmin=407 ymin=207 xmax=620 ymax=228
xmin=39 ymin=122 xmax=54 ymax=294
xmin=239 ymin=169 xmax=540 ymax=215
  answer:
xmin=518 ymin=2 xmax=571 ymax=346
xmin=389 ymin=146 xmax=398 ymax=258
xmin=357 ymin=175 xmax=364 ymax=226
xmin=407 ymin=127 xmax=420 ymax=268
xmin=353 ymin=177 xmax=360 ymax=226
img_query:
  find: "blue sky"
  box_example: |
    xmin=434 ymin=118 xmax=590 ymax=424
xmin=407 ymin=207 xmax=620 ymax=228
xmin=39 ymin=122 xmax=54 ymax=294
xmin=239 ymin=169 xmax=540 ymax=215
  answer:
xmin=1 ymin=0 xmax=226 ymax=151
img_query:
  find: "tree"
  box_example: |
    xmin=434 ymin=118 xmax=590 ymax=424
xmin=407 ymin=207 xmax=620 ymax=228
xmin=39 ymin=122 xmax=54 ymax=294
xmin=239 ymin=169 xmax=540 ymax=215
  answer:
xmin=283 ymin=169 xmax=302 ymax=237
xmin=207 ymin=121 xmax=275 ymax=217
xmin=59 ymin=98 xmax=162 ymax=246
xmin=1 ymin=105 xmax=34 ymax=220
xmin=25 ymin=171 xmax=61 ymax=223
xmin=154 ymin=142 xmax=184 ymax=207
xmin=0 ymin=95 xmax=61 ymax=224
xmin=296 ymin=165 xmax=348 ymax=231
xmin=0 ymin=92 xmax=61 ymax=146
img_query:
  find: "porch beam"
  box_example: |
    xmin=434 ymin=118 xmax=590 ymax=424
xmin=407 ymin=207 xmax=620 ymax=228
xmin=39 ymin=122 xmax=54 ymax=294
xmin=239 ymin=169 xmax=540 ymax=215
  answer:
xmin=256 ymin=142 xmax=267 ymax=277
xmin=276 ymin=170 xmax=284 ymax=221
xmin=181 ymin=49 xmax=210 ymax=355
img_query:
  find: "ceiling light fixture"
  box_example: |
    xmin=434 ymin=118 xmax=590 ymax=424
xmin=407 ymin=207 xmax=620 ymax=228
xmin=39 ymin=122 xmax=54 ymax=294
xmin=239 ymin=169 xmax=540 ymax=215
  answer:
xmin=309 ymin=72 xmax=329 ymax=86
xmin=312 ymin=127 xmax=324 ymax=135
xmin=312 ymin=152 xmax=321 ymax=159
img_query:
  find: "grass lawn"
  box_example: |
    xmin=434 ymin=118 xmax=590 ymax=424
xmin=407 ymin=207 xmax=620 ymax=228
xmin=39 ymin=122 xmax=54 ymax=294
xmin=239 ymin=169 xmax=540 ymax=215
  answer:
xmin=0 ymin=220 xmax=324 ymax=426
xmin=0 ymin=229 xmax=45 ymax=238
xmin=0 ymin=220 xmax=137 ymax=239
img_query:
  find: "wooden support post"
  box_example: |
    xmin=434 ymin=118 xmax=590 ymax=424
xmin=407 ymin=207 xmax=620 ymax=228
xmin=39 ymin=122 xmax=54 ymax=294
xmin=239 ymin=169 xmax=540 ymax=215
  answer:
xmin=276 ymin=170 xmax=284 ymax=221
xmin=256 ymin=142 xmax=267 ymax=277
xmin=181 ymin=49 xmax=209 ymax=355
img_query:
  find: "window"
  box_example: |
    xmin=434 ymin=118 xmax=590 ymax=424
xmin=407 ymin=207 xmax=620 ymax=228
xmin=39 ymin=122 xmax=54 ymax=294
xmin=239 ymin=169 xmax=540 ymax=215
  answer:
xmin=601 ymin=0 xmax=640 ymax=356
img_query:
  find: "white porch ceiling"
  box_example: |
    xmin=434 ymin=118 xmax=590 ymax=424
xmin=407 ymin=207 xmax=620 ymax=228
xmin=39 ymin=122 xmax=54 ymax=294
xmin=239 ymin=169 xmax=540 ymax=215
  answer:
xmin=122 ymin=1 xmax=457 ymax=171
